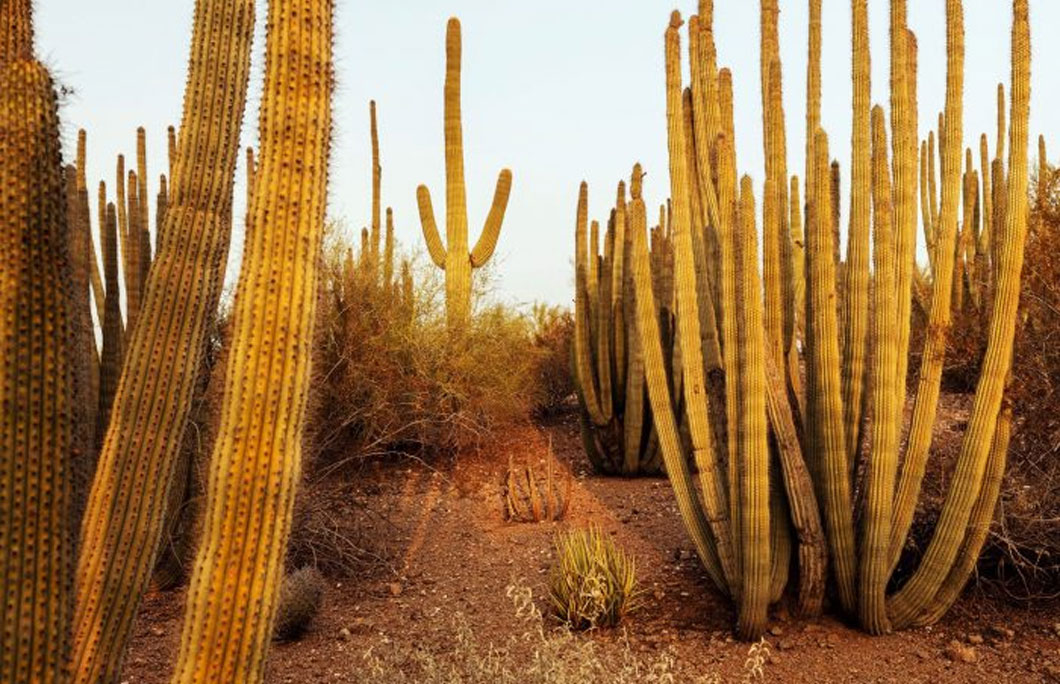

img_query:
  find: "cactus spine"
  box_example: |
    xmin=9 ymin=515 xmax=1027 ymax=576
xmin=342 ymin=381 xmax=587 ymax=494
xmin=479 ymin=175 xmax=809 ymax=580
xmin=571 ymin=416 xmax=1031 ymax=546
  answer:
xmin=416 ymin=18 xmax=513 ymax=331
xmin=71 ymin=1 xmax=255 ymax=679
xmin=172 ymin=0 xmax=332 ymax=678
xmin=0 ymin=3 xmax=76 ymax=677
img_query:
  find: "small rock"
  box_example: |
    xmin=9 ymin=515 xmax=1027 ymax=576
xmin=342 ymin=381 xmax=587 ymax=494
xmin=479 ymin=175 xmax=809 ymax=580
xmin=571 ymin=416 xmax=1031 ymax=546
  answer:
xmin=149 ymin=626 xmax=164 ymax=637
xmin=967 ymin=634 xmax=984 ymax=645
xmin=945 ymin=640 xmax=978 ymax=664
xmin=653 ymin=589 xmax=666 ymax=601
xmin=915 ymin=649 xmax=932 ymax=660
xmin=388 ymin=582 xmax=403 ymax=597
xmin=777 ymin=638 xmax=797 ymax=651
xmin=989 ymin=624 xmax=1015 ymax=641
xmin=769 ymin=626 xmax=784 ymax=637
xmin=1053 ymin=623 xmax=1060 ymax=637
xmin=338 ymin=627 xmax=351 ymax=641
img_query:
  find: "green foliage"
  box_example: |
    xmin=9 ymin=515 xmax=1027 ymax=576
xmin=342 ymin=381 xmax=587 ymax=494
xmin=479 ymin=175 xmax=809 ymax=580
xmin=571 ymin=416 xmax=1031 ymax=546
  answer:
xmin=548 ymin=527 xmax=640 ymax=630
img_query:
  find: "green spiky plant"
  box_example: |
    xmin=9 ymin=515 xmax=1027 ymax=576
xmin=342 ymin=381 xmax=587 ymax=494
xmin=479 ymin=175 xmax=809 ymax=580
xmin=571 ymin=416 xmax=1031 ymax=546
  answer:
xmin=171 ymin=0 xmax=332 ymax=679
xmin=416 ymin=17 xmax=513 ymax=331
xmin=0 ymin=3 xmax=76 ymax=680
xmin=586 ymin=0 xmax=1031 ymax=640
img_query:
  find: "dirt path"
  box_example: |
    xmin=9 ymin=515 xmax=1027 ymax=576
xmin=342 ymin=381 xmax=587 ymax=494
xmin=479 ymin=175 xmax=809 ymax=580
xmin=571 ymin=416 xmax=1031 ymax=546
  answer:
xmin=121 ymin=415 xmax=1060 ymax=682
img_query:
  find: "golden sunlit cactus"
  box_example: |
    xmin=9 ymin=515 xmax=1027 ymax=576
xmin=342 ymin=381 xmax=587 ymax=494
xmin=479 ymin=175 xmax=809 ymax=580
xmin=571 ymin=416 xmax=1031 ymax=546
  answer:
xmin=0 ymin=3 xmax=75 ymax=681
xmin=416 ymin=17 xmax=513 ymax=331
xmin=97 ymin=199 xmax=123 ymax=449
xmin=592 ymin=0 xmax=1031 ymax=641
xmin=71 ymin=0 xmax=256 ymax=680
xmin=171 ymin=0 xmax=332 ymax=678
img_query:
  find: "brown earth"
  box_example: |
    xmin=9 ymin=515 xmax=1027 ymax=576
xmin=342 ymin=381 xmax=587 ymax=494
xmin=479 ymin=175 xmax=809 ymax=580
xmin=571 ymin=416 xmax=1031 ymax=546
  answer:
xmin=121 ymin=413 xmax=1060 ymax=683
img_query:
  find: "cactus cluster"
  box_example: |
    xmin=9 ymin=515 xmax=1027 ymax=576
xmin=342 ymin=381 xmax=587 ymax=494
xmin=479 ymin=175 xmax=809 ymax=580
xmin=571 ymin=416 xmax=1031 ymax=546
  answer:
xmin=503 ymin=444 xmax=573 ymax=523
xmin=574 ymin=0 xmax=1032 ymax=639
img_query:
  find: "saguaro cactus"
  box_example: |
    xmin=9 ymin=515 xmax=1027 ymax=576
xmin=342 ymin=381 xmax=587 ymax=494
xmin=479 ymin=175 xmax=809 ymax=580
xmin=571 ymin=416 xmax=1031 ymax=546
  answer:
xmin=71 ymin=0 xmax=255 ymax=680
xmin=416 ymin=17 xmax=513 ymax=330
xmin=0 ymin=4 xmax=76 ymax=681
xmin=172 ymin=0 xmax=332 ymax=679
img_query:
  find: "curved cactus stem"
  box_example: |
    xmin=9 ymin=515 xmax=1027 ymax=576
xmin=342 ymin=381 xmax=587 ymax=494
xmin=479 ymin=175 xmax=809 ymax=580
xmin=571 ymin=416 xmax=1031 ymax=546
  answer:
xmin=416 ymin=185 xmax=447 ymax=268
xmin=887 ymin=0 xmax=966 ymax=576
xmin=470 ymin=168 xmax=513 ymax=267
xmin=888 ymin=0 xmax=1029 ymax=629
xmin=631 ymin=184 xmax=726 ymax=594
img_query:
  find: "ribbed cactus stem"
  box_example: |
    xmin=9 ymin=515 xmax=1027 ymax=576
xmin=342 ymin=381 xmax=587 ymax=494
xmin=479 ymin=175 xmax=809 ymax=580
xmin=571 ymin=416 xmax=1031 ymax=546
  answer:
xmin=667 ymin=11 xmax=736 ymax=590
xmin=735 ymin=176 xmax=770 ymax=640
xmin=760 ymin=0 xmax=787 ymax=370
xmin=78 ymin=130 xmax=106 ymax=323
xmin=0 ymin=0 xmax=33 ymax=64
xmin=859 ymin=106 xmax=898 ymax=635
xmin=97 ymin=201 xmax=123 ymax=449
xmin=172 ymin=0 xmax=332 ymax=678
xmin=887 ymin=0 xmax=966 ymax=575
xmin=370 ymin=99 xmax=381 ymax=275
xmin=890 ymin=0 xmax=918 ymax=397
xmin=416 ymin=17 xmax=512 ymax=331
xmin=629 ymin=179 xmax=726 ymax=594
xmin=0 ymin=43 xmax=75 ymax=684
xmin=889 ymin=0 xmax=1029 ymax=629
xmin=804 ymin=0 xmax=822 ymax=203
xmin=806 ymin=129 xmax=856 ymax=614
xmin=383 ymin=207 xmax=394 ymax=297
xmin=136 ymin=126 xmax=150 ymax=264
xmin=842 ymin=0 xmax=871 ymax=465
xmin=71 ymin=1 xmax=255 ymax=679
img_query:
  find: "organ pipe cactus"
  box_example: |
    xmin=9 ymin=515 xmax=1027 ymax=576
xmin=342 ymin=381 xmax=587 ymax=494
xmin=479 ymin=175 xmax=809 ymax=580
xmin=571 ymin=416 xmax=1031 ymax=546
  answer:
xmin=0 ymin=4 xmax=76 ymax=679
xmin=416 ymin=17 xmax=513 ymax=331
xmin=71 ymin=0 xmax=255 ymax=679
xmin=600 ymin=0 xmax=1029 ymax=640
xmin=172 ymin=0 xmax=332 ymax=678
xmin=573 ymin=173 xmax=662 ymax=476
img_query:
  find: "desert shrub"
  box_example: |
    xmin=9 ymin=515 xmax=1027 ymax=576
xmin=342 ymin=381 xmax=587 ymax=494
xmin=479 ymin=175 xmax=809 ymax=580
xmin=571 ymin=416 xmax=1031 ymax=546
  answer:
xmin=273 ymin=566 xmax=325 ymax=641
xmin=548 ymin=526 xmax=640 ymax=630
xmin=307 ymin=226 xmax=542 ymax=468
xmin=529 ymin=303 xmax=575 ymax=417
xmin=910 ymin=162 xmax=1060 ymax=595
xmin=350 ymin=581 xmax=730 ymax=683
xmin=985 ymin=161 xmax=1060 ymax=594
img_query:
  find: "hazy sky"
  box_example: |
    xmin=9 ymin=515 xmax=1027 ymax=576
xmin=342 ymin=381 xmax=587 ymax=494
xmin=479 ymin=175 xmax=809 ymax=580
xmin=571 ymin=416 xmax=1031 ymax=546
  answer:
xmin=36 ymin=1 xmax=1060 ymax=309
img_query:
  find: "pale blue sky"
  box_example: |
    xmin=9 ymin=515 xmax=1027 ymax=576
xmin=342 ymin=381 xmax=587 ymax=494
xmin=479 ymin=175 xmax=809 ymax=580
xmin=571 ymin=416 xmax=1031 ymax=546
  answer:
xmin=36 ymin=1 xmax=1060 ymax=308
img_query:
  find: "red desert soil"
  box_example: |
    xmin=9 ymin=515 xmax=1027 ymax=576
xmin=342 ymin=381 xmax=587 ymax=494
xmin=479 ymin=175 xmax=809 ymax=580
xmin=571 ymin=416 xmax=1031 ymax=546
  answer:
xmin=122 ymin=413 xmax=1060 ymax=683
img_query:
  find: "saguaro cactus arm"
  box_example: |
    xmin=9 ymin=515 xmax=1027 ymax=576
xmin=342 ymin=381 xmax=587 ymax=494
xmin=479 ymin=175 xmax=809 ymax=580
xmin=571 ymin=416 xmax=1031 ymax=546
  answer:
xmin=470 ymin=168 xmax=513 ymax=267
xmin=416 ymin=185 xmax=448 ymax=268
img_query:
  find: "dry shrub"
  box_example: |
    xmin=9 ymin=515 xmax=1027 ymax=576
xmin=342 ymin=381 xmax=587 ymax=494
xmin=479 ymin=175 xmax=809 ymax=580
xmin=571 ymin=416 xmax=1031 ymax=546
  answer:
xmin=912 ymin=164 xmax=1060 ymax=595
xmin=985 ymin=163 xmax=1060 ymax=595
xmin=350 ymin=581 xmax=736 ymax=683
xmin=307 ymin=226 xmax=546 ymax=469
xmin=530 ymin=303 xmax=575 ymax=417
xmin=273 ymin=566 xmax=325 ymax=642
